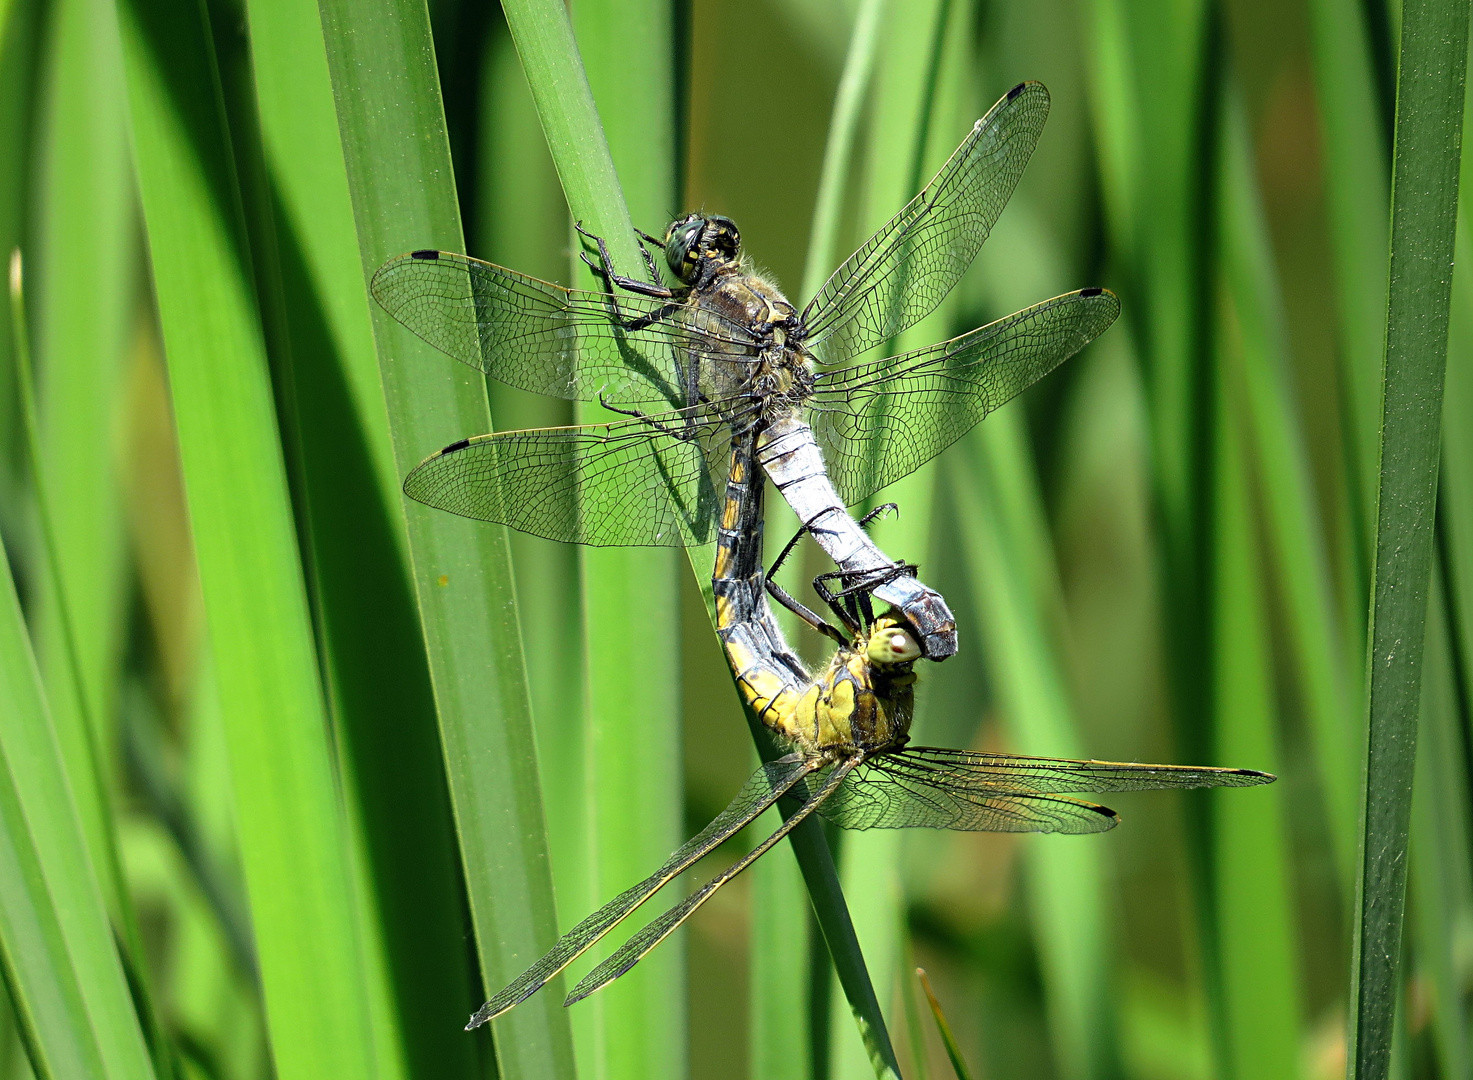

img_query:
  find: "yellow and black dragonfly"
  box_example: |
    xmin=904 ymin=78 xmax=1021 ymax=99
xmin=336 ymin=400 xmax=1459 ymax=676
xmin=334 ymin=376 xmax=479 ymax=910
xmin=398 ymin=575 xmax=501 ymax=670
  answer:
xmin=464 ymin=491 xmax=1275 ymax=1028
xmin=371 ymin=81 xmax=1119 ymax=659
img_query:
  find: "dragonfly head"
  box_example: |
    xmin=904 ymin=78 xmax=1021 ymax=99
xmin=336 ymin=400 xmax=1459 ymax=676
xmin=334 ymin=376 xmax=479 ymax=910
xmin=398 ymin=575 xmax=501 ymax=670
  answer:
xmin=864 ymin=617 xmax=922 ymax=667
xmin=664 ymin=213 xmax=742 ymax=284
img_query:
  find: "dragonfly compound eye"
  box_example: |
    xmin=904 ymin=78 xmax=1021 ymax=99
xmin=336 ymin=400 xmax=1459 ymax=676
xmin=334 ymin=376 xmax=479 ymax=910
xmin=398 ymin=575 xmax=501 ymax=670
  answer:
xmin=664 ymin=215 xmax=706 ymax=282
xmin=866 ymin=623 xmax=921 ymax=665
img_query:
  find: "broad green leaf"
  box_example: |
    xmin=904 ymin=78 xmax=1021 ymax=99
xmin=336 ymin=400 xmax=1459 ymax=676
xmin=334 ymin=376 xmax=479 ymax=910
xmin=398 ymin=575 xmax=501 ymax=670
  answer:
xmin=241 ymin=0 xmax=482 ymax=1073
xmin=0 ymin=536 xmax=153 ymax=1080
xmin=115 ymin=0 xmax=384 ymax=1075
xmin=315 ymin=1 xmax=575 ymax=1076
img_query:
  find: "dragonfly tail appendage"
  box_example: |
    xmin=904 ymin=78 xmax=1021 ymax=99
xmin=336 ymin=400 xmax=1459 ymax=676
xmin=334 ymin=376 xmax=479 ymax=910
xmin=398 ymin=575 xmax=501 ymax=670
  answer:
xmin=465 ymin=754 xmax=817 ymax=1029
xmin=562 ymin=758 xmax=857 ymax=1006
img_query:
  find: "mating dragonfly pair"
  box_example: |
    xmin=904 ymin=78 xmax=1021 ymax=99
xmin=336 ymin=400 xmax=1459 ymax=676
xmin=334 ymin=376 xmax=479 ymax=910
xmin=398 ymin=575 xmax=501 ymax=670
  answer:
xmin=371 ymin=82 xmax=1274 ymax=1026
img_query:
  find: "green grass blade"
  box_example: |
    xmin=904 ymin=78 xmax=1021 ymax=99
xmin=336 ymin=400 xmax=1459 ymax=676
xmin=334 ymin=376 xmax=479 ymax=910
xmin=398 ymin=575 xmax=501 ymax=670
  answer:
xmin=748 ymin=824 xmax=811 ymax=1080
xmin=1439 ymin=50 xmax=1473 ymax=846
xmin=917 ymin=968 xmax=974 ymax=1080
xmin=170 ymin=654 xmax=269 ymax=1080
xmin=0 ymin=0 xmax=40 ymax=513
xmin=567 ymin=2 xmax=685 ymax=1074
xmin=239 ymin=0 xmax=483 ymax=1074
xmin=13 ymin=252 xmax=171 ymax=1079
xmin=0 ymin=535 xmax=154 ymax=1080
xmin=476 ymin=16 xmax=594 ymax=1069
xmin=1223 ymin=85 xmax=1360 ymax=890
xmin=1434 ymin=63 xmax=1473 ymax=1080
xmin=10 ymin=250 xmax=126 ymax=933
xmin=1086 ymin=0 xmax=1211 ymax=575
xmin=1081 ymin=3 xmax=1234 ymax=1071
xmin=314 ymin=2 xmax=576 ymax=1077
xmin=964 ymin=158 xmax=1126 ymax=1080
xmin=951 ymin=411 xmax=1119 ymax=1080
xmin=1304 ymin=0 xmax=1392 ymax=563
xmin=20 ymin=21 xmax=155 ymax=1064
xmin=763 ymin=744 xmax=903 ymax=1080
xmin=1210 ymin=101 xmax=1305 ymax=1080
xmin=500 ymin=0 xmax=643 ymax=271
xmin=1207 ymin=111 xmax=1302 ymax=1080
xmin=1410 ymin=572 xmax=1471 ymax=1080
xmin=114 ymin=0 xmax=384 ymax=1074
xmin=1348 ymin=0 xmax=1471 ymax=1074
xmin=29 ymin=0 xmax=133 ymax=821
xmin=799 ymin=0 xmax=886 ymax=306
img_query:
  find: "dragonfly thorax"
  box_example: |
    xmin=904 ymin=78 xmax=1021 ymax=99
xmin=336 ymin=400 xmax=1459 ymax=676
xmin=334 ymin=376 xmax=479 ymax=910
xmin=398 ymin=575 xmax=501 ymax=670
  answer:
xmin=782 ymin=618 xmax=918 ymax=756
xmin=675 ymin=248 xmax=817 ymax=421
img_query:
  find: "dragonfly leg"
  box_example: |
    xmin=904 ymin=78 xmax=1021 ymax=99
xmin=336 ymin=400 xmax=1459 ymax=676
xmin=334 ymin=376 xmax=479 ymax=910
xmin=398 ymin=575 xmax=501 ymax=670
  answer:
xmin=574 ymin=244 xmax=685 ymax=332
xmin=765 ymin=509 xmax=853 ymax=644
xmin=777 ymin=501 xmax=900 ymax=559
xmin=769 ymin=504 xmax=916 ymax=635
xmin=767 ymin=516 xmax=808 ymax=579
xmin=575 ymin=220 xmax=676 ymax=299
xmin=637 ymin=238 xmax=666 ymax=286
xmin=813 ymin=561 xmax=919 ymax=637
xmin=594 ymin=390 xmax=700 ymax=439
xmin=857 ymin=502 xmax=900 ymax=529
xmin=827 ymin=561 xmax=920 ymax=599
xmin=622 ymin=300 xmax=687 ymax=333
xmin=811 ymin=570 xmax=863 ymax=635
xmin=765 ymin=577 xmax=850 ymax=646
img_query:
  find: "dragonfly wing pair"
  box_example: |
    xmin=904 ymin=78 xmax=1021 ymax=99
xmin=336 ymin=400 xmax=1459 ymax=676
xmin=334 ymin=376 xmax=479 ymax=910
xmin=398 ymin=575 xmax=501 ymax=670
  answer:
xmin=809 ymin=288 xmax=1120 ymax=506
xmin=370 ymin=248 xmax=757 ymax=409
xmin=562 ymin=759 xmax=856 ymax=1006
xmin=383 ymin=281 xmax=1118 ymax=547
xmin=465 ymin=753 xmax=818 ymax=1029
xmin=803 ymin=80 xmax=1052 ymax=363
xmin=817 ymin=747 xmax=1274 ymax=832
xmin=470 ymin=744 xmax=1274 ymax=1024
xmin=372 ymin=82 xmax=1116 ymax=549
xmin=401 ymin=408 xmax=734 ymax=547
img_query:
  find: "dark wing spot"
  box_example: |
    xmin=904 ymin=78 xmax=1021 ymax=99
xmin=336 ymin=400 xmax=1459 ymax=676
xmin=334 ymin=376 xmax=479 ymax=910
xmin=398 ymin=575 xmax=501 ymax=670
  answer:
xmin=1007 ymin=82 xmax=1027 ymax=99
xmin=442 ymin=438 xmax=472 ymax=453
xmin=1080 ymin=287 xmax=1103 ymax=297
xmin=1232 ymin=769 xmax=1276 ymax=783
xmin=411 ymin=249 xmax=440 ymax=260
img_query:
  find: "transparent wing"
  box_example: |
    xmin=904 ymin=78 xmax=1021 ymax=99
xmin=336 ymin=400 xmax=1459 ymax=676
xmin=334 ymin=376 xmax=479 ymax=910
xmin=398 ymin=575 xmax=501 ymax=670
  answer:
xmin=802 ymin=82 xmax=1051 ymax=363
xmin=876 ymin=746 xmax=1276 ymax=793
xmin=808 ymin=289 xmax=1120 ymax=505
xmin=372 ymin=250 xmax=759 ymax=408
xmin=467 ymin=756 xmax=816 ymax=1029
xmin=402 ymin=406 xmax=741 ymax=547
xmin=564 ymin=760 xmax=854 ymax=1006
xmin=820 ymin=762 xmax=1119 ymax=834
xmin=816 ymin=746 xmax=1275 ymax=834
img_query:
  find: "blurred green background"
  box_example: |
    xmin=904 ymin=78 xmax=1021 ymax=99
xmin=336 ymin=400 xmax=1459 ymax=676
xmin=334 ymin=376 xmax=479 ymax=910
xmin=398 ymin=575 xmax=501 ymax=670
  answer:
xmin=0 ymin=0 xmax=1469 ymax=1078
